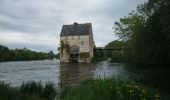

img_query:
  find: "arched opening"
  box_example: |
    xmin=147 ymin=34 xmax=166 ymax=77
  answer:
xmin=70 ymin=45 xmax=79 ymax=62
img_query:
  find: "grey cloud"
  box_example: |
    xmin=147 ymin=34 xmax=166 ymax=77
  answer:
xmin=0 ymin=0 xmax=145 ymax=52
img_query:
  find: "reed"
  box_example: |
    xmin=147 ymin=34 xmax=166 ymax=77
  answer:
xmin=0 ymin=81 xmax=58 ymax=100
xmin=61 ymin=77 xmax=160 ymax=100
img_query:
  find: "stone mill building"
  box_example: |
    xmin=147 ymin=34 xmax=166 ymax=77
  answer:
xmin=59 ymin=22 xmax=94 ymax=63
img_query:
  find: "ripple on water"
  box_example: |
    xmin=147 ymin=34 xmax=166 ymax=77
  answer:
xmin=0 ymin=60 xmax=170 ymax=95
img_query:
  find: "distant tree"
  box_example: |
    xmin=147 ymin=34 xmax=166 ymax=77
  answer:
xmin=104 ymin=40 xmax=124 ymax=62
xmin=105 ymin=40 xmax=124 ymax=49
xmin=0 ymin=45 xmax=9 ymax=61
xmin=48 ymin=50 xmax=55 ymax=59
xmin=0 ymin=45 xmax=56 ymax=61
xmin=56 ymin=53 xmax=60 ymax=59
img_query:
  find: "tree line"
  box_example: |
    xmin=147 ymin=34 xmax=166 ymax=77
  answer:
xmin=93 ymin=0 xmax=170 ymax=67
xmin=0 ymin=45 xmax=58 ymax=62
xmin=114 ymin=0 xmax=170 ymax=67
xmin=93 ymin=40 xmax=124 ymax=62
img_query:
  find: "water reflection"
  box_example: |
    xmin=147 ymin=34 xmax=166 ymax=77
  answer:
xmin=59 ymin=62 xmax=125 ymax=89
xmin=122 ymin=65 xmax=170 ymax=94
xmin=59 ymin=62 xmax=170 ymax=95
xmin=60 ymin=63 xmax=94 ymax=88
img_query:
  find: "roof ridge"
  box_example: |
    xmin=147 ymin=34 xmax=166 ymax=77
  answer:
xmin=63 ymin=22 xmax=91 ymax=26
xmin=60 ymin=23 xmax=92 ymax=36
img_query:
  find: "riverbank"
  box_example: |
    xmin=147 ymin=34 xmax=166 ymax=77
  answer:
xmin=61 ymin=77 xmax=161 ymax=100
xmin=0 ymin=77 xmax=162 ymax=100
xmin=0 ymin=81 xmax=58 ymax=100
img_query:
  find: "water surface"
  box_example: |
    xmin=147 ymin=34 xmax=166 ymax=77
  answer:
xmin=0 ymin=59 xmax=170 ymax=94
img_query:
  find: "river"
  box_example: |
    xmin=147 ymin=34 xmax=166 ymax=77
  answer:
xmin=0 ymin=59 xmax=170 ymax=95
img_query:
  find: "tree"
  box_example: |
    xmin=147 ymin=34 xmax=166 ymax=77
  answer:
xmin=0 ymin=45 xmax=9 ymax=61
xmin=136 ymin=0 xmax=170 ymax=66
xmin=114 ymin=10 xmax=145 ymax=63
xmin=48 ymin=50 xmax=55 ymax=59
xmin=114 ymin=0 xmax=170 ymax=66
xmin=105 ymin=40 xmax=124 ymax=49
xmin=0 ymin=45 xmax=56 ymax=61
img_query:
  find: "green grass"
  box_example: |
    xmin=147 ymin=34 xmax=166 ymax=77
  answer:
xmin=0 ymin=81 xmax=58 ymax=100
xmin=61 ymin=77 xmax=161 ymax=100
xmin=0 ymin=78 xmax=162 ymax=100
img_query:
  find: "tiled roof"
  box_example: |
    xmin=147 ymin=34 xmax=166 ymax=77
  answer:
xmin=60 ymin=22 xmax=91 ymax=36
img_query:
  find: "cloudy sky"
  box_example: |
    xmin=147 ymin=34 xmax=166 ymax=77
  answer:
xmin=0 ymin=0 xmax=145 ymax=53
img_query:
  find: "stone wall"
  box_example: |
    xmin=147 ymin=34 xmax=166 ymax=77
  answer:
xmin=60 ymin=35 xmax=93 ymax=63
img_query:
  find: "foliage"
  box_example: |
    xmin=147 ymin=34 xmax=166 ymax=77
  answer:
xmin=110 ymin=51 xmax=122 ymax=62
xmin=42 ymin=83 xmax=57 ymax=99
xmin=114 ymin=0 xmax=170 ymax=66
xmin=0 ymin=45 xmax=10 ymax=61
xmin=60 ymin=40 xmax=70 ymax=54
xmin=137 ymin=0 xmax=170 ymax=66
xmin=56 ymin=53 xmax=60 ymax=59
xmin=0 ymin=81 xmax=58 ymax=100
xmin=61 ymin=77 xmax=160 ymax=100
xmin=48 ymin=50 xmax=55 ymax=59
xmin=105 ymin=40 xmax=124 ymax=62
xmin=105 ymin=40 xmax=124 ymax=49
xmin=114 ymin=10 xmax=145 ymax=63
xmin=93 ymin=48 xmax=105 ymax=62
xmin=114 ymin=11 xmax=145 ymax=42
xmin=0 ymin=45 xmax=56 ymax=62
xmin=21 ymin=81 xmax=57 ymax=100
xmin=93 ymin=40 xmax=124 ymax=62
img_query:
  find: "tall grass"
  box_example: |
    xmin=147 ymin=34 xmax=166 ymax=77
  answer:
xmin=0 ymin=81 xmax=58 ymax=100
xmin=61 ymin=77 xmax=161 ymax=100
xmin=0 ymin=81 xmax=21 ymax=100
xmin=0 ymin=78 xmax=162 ymax=100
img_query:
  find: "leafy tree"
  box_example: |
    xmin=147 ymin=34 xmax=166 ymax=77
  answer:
xmin=56 ymin=53 xmax=60 ymax=59
xmin=49 ymin=50 xmax=55 ymax=59
xmin=93 ymin=48 xmax=105 ymax=62
xmin=105 ymin=40 xmax=124 ymax=49
xmin=105 ymin=40 xmax=124 ymax=62
xmin=0 ymin=45 xmax=56 ymax=62
xmin=114 ymin=0 xmax=170 ymax=66
xmin=0 ymin=45 xmax=9 ymax=61
xmin=136 ymin=0 xmax=170 ymax=66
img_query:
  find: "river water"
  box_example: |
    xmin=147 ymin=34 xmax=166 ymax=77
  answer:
xmin=0 ymin=59 xmax=170 ymax=95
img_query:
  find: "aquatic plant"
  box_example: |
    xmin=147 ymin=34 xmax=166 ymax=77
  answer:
xmin=21 ymin=81 xmax=58 ymax=100
xmin=61 ymin=77 xmax=160 ymax=100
